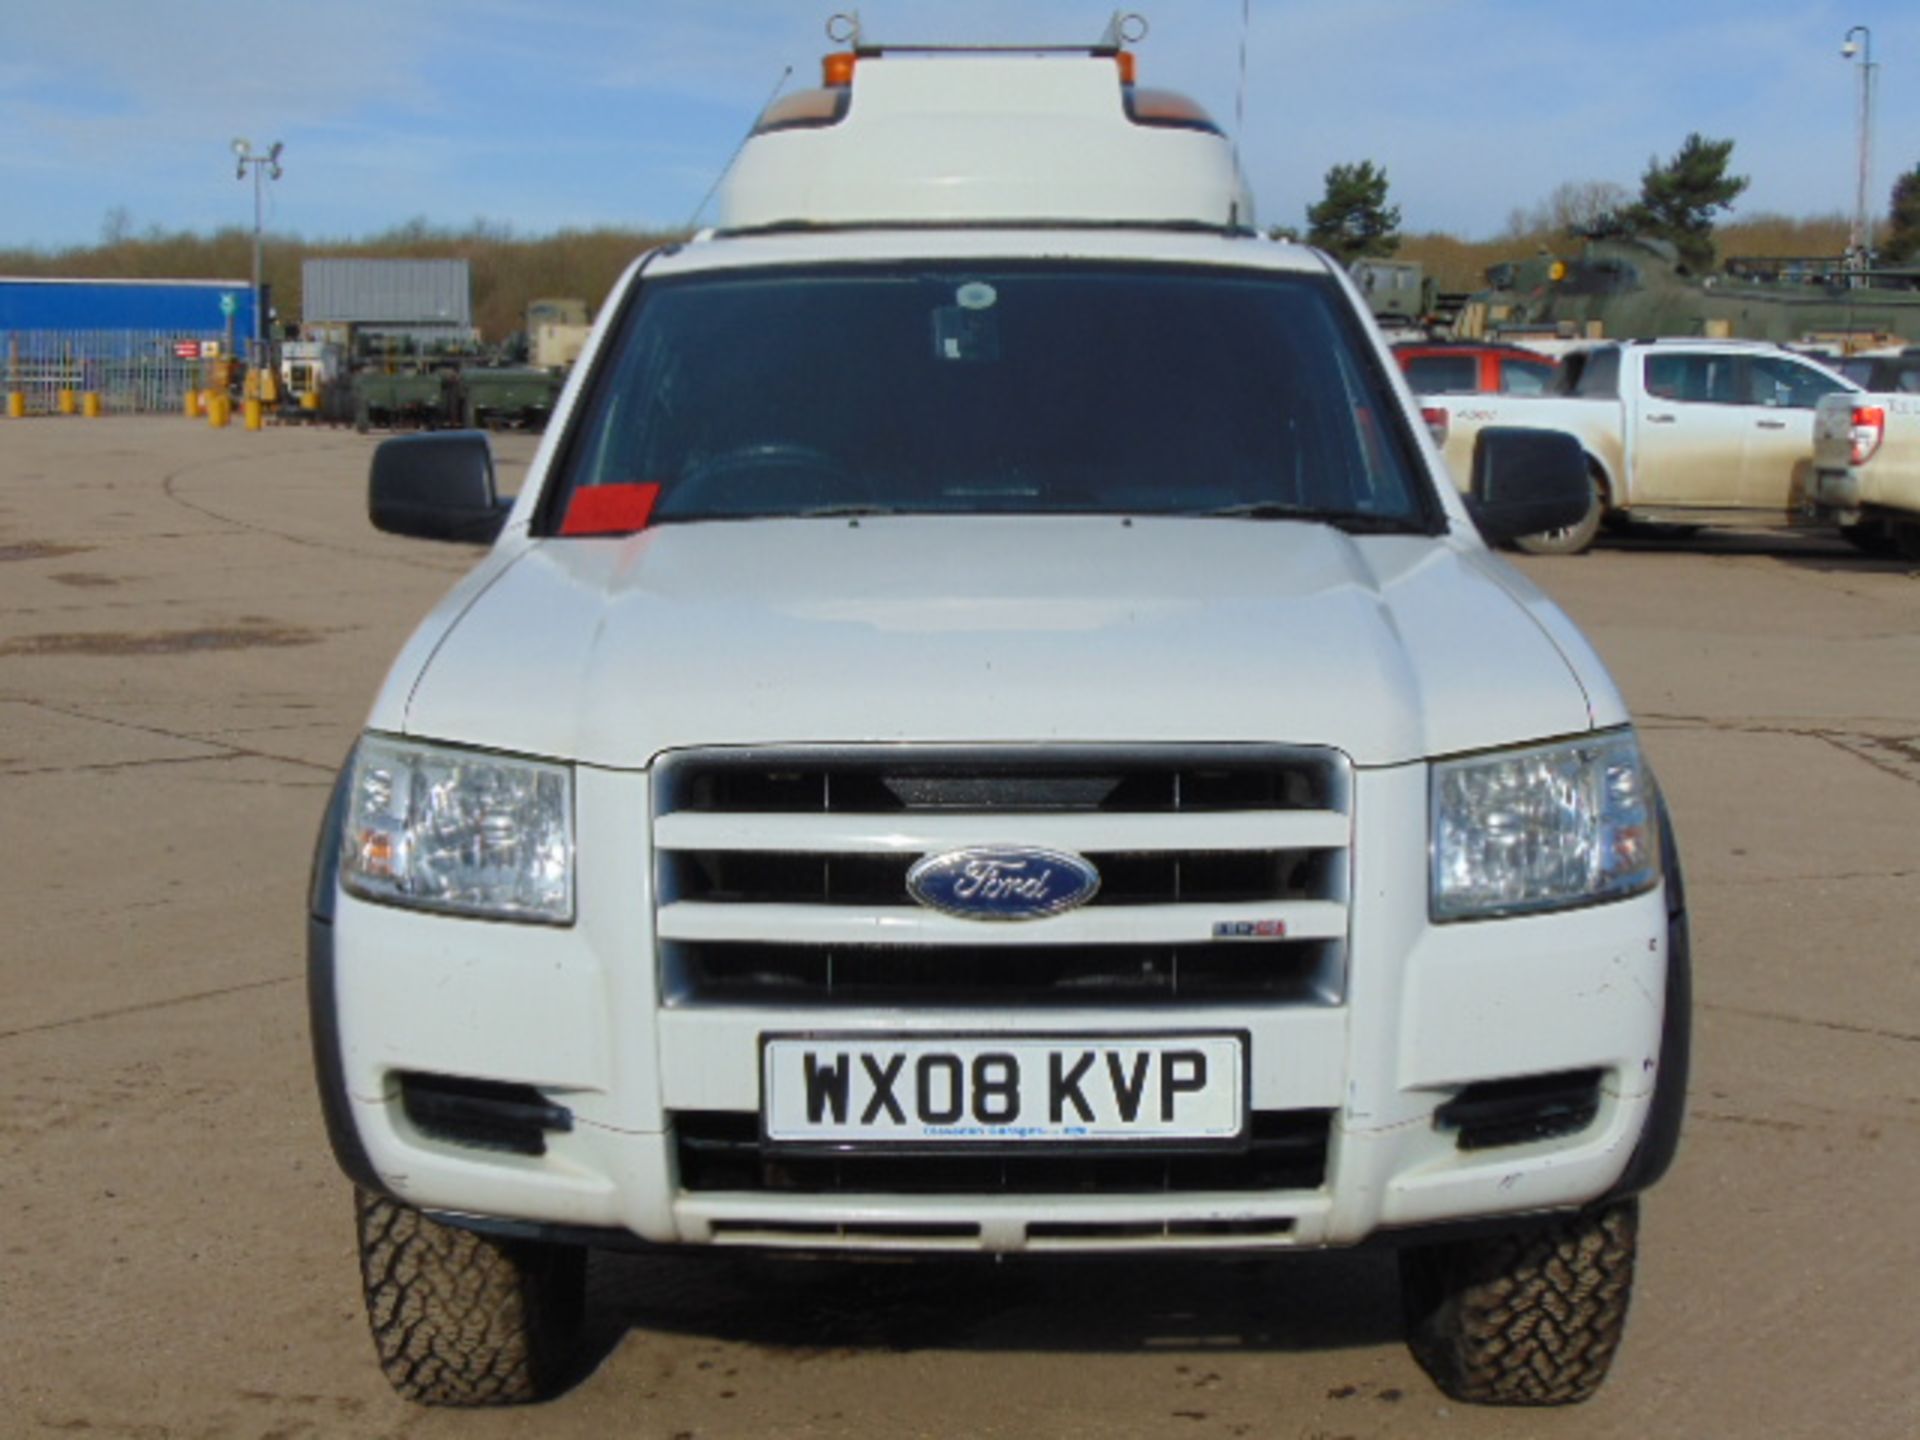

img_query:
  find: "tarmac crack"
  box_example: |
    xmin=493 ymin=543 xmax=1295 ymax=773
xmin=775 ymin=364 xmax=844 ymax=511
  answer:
xmin=1639 ymin=713 xmax=1920 ymax=790
xmin=161 ymin=450 xmax=475 ymax=571
xmin=1 ymin=696 xmax=338 ymax=775
xmin=1701 ymin=1001 xmax=1920 ymax=1046
xmin=1709 ymin=868 xmax=1920 ymax=886
xmin=0 ymin=975 xmax=296 ymax=1044
xmin=0 ymin=750 xmax=252 ymax=779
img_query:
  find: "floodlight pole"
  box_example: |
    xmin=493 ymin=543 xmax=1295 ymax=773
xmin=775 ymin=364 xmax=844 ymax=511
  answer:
xmin=232 ymin=139 xmax=284 ymax=363
xmin=1842 ymin=26 xmax=1875 ymax=267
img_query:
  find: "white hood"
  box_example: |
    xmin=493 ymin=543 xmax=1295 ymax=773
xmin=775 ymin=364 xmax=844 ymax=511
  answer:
xmin=393 ymin=517 xmax=1606 ymax=770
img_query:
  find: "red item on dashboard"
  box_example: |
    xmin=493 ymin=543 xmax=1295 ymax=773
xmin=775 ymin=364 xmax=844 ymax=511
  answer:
xmin=559 ymin=482 xmax=661 ymax=536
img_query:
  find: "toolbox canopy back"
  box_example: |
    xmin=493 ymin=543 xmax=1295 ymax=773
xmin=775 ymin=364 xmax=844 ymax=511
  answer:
xmin=720 ymin=48 xmax=1252 ymax=230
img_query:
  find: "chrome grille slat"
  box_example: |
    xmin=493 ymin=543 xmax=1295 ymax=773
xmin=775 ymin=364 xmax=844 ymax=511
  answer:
xmin=653 ymin=809 xmax=1352 ymax=853
xmin=653 ymin=746 xmax=1351 ymax=1008
xmin=656 ymin=898 xmax=1348 ymax=946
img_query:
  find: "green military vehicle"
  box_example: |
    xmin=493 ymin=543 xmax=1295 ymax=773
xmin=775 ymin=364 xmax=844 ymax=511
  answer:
xmin=351 ymin=368 xmax=458 ymax=433
xmin=457 ymin=364 xmax=564 ymax=430
xmin=1349 ymin=259 xmax=1467 ymax=339
xmin=1351 ymin=258 xmax=1433 ymax=331
xmin=1465 ymin=234 xmax=1920 ymax=347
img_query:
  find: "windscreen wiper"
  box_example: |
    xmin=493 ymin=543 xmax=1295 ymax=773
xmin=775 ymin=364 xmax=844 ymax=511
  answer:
xmin=1192 ymin=502 xmax=1425 ymax=533
xmin=794 ymin=504 xmax=909 ymax=518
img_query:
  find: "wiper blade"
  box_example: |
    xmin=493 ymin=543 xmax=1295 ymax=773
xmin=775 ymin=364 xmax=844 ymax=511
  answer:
xmin=1193 ymin=503 xmax=1423 ymax=533
xmin=793 ymin=504 xmax=907 ymax=518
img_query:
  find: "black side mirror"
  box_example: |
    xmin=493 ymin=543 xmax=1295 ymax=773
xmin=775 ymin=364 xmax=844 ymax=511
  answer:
xmin=1465 ymin=427 xmax=1593 ymax=545
xmin=368 ymin=431 xmax=510 ymax=544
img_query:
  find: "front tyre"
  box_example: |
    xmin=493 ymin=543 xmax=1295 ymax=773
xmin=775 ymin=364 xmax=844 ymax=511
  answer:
xmin=354 ymin=1188 xmax=586 ymax=1406
xmin=1400 ymin=1199 xmax=1637 ymax=1406
xmin=1513 ymin=470 xmax=1605 ymax=556
xmin=1839 ymin=520 xmax=1899 ymax=557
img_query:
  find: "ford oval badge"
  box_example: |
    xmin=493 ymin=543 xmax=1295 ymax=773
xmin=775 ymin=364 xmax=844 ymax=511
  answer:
xmin=906 ymin=846 xmax=1101 ymax=921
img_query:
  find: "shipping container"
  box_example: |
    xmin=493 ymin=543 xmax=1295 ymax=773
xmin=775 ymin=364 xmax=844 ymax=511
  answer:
xmin=303 ymin=259 xmax=471 ymax=328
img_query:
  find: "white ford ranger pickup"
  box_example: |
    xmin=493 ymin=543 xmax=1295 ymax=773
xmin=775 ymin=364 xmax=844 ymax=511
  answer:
xmin=307 ymin=37 xmax=1689 ymax=1411
xmin=1423 ymin=338 xmax=1858 ymax=554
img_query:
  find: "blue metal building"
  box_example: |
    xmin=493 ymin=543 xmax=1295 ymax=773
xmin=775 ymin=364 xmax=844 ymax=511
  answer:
xmin=0 ymin=277 xmax=255 ymax=337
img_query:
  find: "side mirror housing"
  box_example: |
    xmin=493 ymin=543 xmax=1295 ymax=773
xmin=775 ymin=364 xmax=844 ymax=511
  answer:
xmin=368 ymin=431 xmax=510 ymax=544
xmin=1465 ymin=426 xmax=1593 ymax=544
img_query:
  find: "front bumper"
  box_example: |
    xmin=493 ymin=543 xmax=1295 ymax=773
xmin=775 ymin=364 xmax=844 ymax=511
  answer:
xmin=314 ymin=760 xmax=1674 ymax=1253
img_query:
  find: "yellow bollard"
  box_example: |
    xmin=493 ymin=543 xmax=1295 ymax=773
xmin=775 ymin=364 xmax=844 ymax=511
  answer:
xmin=300 ymin=390 xmax=321 ymax=413
xmin=243 ymin=397 xmax=263 ymax=431
xmin=58 ymin=389 xmax=77 ymax=416
xmin=184 ymin=389 xmax=200 ymax=418
xmin=82 ymin=393 xmax=102 ymax=418
xmin=207 ymin=393 xmax=231 ymax=429
xmin=5 ymin=392 xmax=24 ymax=419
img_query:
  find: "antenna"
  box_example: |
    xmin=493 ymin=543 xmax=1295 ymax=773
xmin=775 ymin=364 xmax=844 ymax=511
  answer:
xmin=1233 ymin=0 xmax=1251 ymax=174
xmin=685 ymin=64 xmax=794 ymax=231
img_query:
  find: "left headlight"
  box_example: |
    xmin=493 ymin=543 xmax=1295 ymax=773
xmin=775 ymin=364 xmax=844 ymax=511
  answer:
xmin=340 ymin=734 xmax=574 ymax=924
xmin=1431 ymin=729 xmax=1659 ymax=922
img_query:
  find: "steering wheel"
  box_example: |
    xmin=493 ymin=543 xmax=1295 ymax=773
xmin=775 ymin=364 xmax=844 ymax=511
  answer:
xmin=674 ymin=442 xmax=866 ymax=513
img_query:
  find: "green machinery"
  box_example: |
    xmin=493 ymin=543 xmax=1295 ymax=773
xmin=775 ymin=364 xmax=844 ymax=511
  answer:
xmin=457 ymin=365 xmax=564 ymax=430
xmin=1463 ymin=234 xmax=1920 ymax=348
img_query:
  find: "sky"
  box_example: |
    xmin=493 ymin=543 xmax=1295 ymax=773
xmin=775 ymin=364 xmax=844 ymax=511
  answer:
xmin=2 ymin=0 xmax=1916 ymax=250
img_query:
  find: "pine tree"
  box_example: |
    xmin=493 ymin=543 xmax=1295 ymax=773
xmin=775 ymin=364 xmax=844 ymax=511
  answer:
xmin=1623 ymin=134 xmax=1748 ymax=273
xmin=1305 ymin=162 xmax=1401 ymax=265
xmin=1881 ymin=166 xmax=1920 ymax=265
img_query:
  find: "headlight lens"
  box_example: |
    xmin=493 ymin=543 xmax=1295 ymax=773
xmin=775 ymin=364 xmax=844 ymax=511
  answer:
xmin=340 ymin=735 xmax=573 ymax=923
xmin=1432 ymin=730 xmax=1659 ymax=921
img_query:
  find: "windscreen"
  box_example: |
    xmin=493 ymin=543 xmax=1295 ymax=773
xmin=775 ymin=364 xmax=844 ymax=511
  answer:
xmin=549 ymin=263 xmax=1435 ymax=530
xmin=1401 ymin=354 xmax=1480 ymax=394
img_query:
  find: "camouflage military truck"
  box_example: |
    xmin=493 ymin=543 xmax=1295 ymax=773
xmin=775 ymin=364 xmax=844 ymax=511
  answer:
xmin=1465 ymin=235 xmax=1920 ymax=348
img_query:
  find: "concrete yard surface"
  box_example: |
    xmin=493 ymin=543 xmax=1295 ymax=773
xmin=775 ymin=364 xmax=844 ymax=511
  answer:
xmin=0 ymin=417 xmax=1915 ymax=1439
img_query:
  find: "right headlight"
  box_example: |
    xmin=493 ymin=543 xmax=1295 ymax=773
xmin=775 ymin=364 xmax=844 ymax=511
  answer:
xmin=339 ymin=734 xmax=574 ymax=924
xmin=1431 ymin=729 xmax=1660 ymax=922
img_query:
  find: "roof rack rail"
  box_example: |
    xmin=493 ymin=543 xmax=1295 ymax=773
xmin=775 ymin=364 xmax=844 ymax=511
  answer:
xmin=827 ymin=9 xmax=1147 ymax=58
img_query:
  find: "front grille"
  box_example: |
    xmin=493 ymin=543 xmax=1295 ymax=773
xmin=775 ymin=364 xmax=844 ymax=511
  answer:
xmin=667 ymin=939 xmax=1336 ymax=1004
xmin=653 ymin=747 xmax=1352 ymax=1008
xmin=674 ymin=1109 xmax=1332 ymax=1194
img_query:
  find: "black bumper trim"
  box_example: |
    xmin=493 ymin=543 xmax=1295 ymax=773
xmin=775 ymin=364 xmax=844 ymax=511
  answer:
xmin=307 ymin=752 xmax=392 ymax=1198
xmin=1602 ymin=797 xmax=1690 ymax=1201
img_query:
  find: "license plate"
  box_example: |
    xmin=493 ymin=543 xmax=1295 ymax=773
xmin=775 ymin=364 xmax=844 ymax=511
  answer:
xmin=761 ymin=1032 xmax=1247 ymax=1147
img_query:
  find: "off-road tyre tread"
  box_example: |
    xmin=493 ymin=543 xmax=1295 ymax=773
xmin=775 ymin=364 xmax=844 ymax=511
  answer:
xmin=353 ymin=1188 xmax=583 ymax=1406
xmin=1401 ymin=1199 xmax=1637 ymax=1406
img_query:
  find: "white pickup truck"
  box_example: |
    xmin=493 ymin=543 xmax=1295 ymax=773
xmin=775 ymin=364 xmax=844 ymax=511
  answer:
xmin=1424 ymin=339 xmax=1859 ymax=553
xmin=1809 ymin=387 xmax=1920 ymax=556
xmin=308 ymin=34 xmax=1688 ymax=1413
